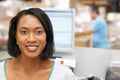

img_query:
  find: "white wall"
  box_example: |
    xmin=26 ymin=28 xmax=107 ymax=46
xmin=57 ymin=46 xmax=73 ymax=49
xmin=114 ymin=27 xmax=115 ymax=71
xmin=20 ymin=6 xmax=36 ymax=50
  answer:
xmin=73 ymin=47 xmax=110 ymax=80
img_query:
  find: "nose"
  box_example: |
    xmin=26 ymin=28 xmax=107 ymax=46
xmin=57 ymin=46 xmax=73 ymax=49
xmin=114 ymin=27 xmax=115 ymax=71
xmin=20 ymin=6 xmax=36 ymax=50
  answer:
xmin=27 ymin=32 xmax=36 ymax=42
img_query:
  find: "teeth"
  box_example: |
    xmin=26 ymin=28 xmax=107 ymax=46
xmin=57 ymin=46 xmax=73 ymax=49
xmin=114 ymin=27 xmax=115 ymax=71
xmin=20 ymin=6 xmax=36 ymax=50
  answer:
xmin=27 ymin=46 xmax=37 ymax=51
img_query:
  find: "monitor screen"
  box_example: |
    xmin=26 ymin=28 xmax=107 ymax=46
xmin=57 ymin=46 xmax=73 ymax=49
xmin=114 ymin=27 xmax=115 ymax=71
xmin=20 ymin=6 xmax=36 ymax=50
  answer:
xmin=44 ymin=9 xmax=75 ymax=52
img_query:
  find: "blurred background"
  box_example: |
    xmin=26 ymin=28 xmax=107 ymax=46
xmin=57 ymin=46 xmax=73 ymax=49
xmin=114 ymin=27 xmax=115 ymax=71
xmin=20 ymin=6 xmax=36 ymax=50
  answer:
xmin=0 ymin=0 xmax=120 ymax=51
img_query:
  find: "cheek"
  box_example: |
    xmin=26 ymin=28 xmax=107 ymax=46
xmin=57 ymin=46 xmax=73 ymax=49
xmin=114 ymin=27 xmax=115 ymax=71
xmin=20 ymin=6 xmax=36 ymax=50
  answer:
xmin=16 ymin=36 xmax=27 ymax=43
xmin=37 ymin=33 xmax=46 ymax=41
xmin=37 ymin=35 xmax=47 ymax=47
xmin=38 ymin=36 xmax=46 ymax=44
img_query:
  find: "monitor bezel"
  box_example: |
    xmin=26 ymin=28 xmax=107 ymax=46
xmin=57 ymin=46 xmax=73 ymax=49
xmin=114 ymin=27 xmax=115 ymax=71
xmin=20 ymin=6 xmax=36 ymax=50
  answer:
xmin=43 ymin=8 xmax=75 ymax=52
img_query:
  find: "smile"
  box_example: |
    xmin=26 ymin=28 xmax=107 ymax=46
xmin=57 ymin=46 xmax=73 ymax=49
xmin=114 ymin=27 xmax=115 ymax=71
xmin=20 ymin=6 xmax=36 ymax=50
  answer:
xmin=26 ymin=45 xmax=38 ymax=51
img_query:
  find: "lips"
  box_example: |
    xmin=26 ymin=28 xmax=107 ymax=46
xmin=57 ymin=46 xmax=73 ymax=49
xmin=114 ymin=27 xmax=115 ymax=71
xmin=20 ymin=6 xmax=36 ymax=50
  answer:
xmin=26 ymin=45 xmax=38 ymax=52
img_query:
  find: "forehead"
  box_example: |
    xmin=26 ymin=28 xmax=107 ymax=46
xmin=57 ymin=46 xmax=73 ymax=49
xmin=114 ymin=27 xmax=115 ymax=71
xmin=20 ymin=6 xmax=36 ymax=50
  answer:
xmin=17 ymin=14 xmax=44 ymax=28
xmin=18 ymin=14 xmax=39 ymax=23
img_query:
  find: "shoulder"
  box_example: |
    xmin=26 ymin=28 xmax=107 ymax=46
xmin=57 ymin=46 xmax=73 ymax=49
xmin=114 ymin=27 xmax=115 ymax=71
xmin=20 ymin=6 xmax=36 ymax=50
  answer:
xmin=50 ymin=61 xmax=77 ymax=80
xmin=96 ymin=17 xmax=106 ymax=24
xmin=0 ymin=61 xmax=5 ymax=73
xmin=0 ymin=61 xmax=6 ymax=79
xmin=53 ymin=61 xmax=71 ymax=71
xmin=0 ymin=61 xmax=5 ymax=69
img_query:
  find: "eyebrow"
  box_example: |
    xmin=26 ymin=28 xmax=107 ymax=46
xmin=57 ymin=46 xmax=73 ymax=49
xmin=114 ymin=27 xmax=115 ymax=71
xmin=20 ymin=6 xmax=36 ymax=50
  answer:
xmin=35 ymin=27 xmax=44 ymax=30
xmin=20 ymin=26 xmax=44 ymax=30
xmin=20 ymin=27 xmax=27 ymax=29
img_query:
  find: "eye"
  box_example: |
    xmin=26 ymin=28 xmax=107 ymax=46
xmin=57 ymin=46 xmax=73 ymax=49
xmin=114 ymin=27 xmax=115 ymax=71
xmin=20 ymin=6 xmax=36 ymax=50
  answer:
xmin=36 ymin=30 xmax=43 ymax=35
xmin=21 ymin=30 xmax=27 ymax=35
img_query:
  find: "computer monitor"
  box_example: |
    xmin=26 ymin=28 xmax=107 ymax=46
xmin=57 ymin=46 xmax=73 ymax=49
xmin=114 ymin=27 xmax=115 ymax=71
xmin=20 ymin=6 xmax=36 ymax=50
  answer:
xmin=43 ymin=9 xmax=75 ymax=52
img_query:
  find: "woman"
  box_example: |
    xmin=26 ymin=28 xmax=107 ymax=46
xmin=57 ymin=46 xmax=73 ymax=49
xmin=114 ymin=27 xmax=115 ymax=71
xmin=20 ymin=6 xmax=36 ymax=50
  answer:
xmin=0 ymin=8 xmax=77 ymax=80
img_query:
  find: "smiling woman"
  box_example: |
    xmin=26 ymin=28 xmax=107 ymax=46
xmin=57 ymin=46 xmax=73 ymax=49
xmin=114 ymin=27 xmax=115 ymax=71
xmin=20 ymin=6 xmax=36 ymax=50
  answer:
xmin=16 ymin=14 xmax=47 ymax=58
xmin=0 ymin=8 xmax=77 ymax=80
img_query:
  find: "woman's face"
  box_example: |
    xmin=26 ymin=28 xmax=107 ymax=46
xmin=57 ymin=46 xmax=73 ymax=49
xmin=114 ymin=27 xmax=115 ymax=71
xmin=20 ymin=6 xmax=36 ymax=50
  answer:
xmin=16 ymin=14 xmax=46 ymax=58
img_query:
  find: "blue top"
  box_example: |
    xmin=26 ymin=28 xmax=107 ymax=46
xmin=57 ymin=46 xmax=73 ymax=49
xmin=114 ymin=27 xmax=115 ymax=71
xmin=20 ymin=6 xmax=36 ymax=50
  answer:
xmin=90 ymin=16 xmax=109 ymax=49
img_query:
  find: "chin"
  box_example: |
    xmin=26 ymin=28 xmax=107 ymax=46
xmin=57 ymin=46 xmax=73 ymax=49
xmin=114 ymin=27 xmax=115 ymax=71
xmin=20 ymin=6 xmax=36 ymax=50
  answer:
xmin=25 ymin=55 xmax=40 ymax=59
xmin=22 ymin=51 xmax=41 ymax=59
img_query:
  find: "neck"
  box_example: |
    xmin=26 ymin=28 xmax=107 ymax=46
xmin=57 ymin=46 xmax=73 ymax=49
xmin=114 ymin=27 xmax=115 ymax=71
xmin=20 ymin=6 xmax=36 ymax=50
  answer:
xmin=11 ymin=56 xmax=51 ymax=73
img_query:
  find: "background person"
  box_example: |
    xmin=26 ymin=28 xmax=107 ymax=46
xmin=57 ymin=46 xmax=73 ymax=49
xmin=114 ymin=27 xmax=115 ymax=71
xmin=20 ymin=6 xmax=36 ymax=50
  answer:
xmin=75 ymin=5 xmax=109 ymax=49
